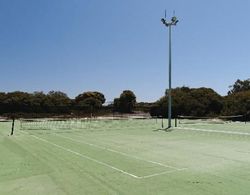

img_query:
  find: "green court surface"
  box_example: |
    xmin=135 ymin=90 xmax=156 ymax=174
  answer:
xmin=1 ymin=119 xmax=250 ymax=195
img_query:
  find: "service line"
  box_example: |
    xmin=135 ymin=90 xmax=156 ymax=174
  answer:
xmin=30 ymin=134 xmax=140 ymax=179
xmin=55 ymin=133 xmax=183 ymax=171
xmin=21 ymin=131 xmax=187 ymax=179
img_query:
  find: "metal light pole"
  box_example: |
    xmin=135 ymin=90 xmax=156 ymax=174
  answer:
xmin=161 ymin=15 xmax=178 ymax=128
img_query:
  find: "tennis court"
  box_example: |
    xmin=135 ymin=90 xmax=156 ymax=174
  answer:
xmin=1 ymin=119 xmax=250 ymax=194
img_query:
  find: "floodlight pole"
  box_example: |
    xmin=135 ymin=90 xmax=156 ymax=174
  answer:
xmin=161 ymin=15 xmax=178 ymax=128
xmin=168 ymin=25 xmax=172 ymax=128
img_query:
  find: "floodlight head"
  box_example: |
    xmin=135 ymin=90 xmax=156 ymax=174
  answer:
xmin=173 ymin=19 xmax=179 ymax=25
xmin=171 ymin=16 xmax=179 ymax=25
xmin=171 ymin=16 xmax=177 ymax=22
xmin=161 ymin=18 xmax=169 ymax=26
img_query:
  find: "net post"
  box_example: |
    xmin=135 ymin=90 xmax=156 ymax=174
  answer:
xmin=175 ymin=118 xmax=177 ymax=127
xmin=20 ymin=119 xmax=23 ymax=130
xmin=11 ymin=117 xmax=15 ymax=136
xmin=161 ymin=117 xmax=164 ymax=128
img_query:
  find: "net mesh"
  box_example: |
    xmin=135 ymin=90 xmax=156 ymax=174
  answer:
xmin=178 ymin=115 xmax=245 ymax=125
xmin=19 ymin=117 xmax=159 ymax=133
xmin=20 ymin=118 xmax=93 ymax=130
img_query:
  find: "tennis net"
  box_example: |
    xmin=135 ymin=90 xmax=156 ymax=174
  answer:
xmin=20 ymin=118 xmax=91 ymax=130
xmin=19 ymin=117 xmax=159 ymax=132
xmin=178 ymin=115 xmax=245 ymax=125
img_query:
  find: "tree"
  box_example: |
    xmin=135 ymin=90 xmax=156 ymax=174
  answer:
xmin=3 ymin=91 xmax=32 ymax=113
xmin=46 ymin=91 xmax=72 ymax=113
xmin=187 ymin=88 xmax=223 ymax=116
xmin=113 ymin=98 xmax=120 ymax=112
xmin=29 ymin=91 xmax=47 ymax=113
xmin=0 ymin=93 xmax=6 ymax=114
xmin=150 ymin=87 xmax=223 ymax=117
xmin=114 ymin=90 xmax=136 ymax=113
xmin=222 ymin=90 xmax=250 ymax=117
xmin=74 ymin=91 xmax=105 ymax=114
xmin=228 ymin=79 xmax=250 ymax=95
xmin=75 ymin=91 xmax=105 ymax=105
xmin=150 ymin=96 xmax=167 ymax=117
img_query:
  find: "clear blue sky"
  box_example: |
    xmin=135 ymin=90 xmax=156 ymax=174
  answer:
xmin=0 ymin=0 xmax=249 ymax=102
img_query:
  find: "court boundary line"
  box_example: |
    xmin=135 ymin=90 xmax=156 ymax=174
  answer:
xmin=20 ymin=131 xmax=186 ymax=179
xmin=55 ymin=133 xmax=183 ymax=171
xmin=176 ymin=127 xmax=250 ymax=136
xmin=30 ymin=134 xmax=140 ymax=179
xmin=140 ymin=168 xmax=187 ymax=179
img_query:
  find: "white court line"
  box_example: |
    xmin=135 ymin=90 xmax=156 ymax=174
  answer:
xmin=140 ymin=168 xmax=187 ymax=179
xmin=30 ymin=134 xmax=140 ymax=179
xmin=20 ymin=131 xmax=187 ymax=179
xmin=176 ymin=127 xmax=250 ymax=136
xmin=55 ymin=133 xmax=183 ymax=170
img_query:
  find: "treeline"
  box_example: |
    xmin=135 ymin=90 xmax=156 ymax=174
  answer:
xmin=0 ymin=90 xmax=137 ymax=117
xmin=151 ymin=79 xmax=250 ymax=120
xmin=0 ymin=79 xmax=250 ymax=120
